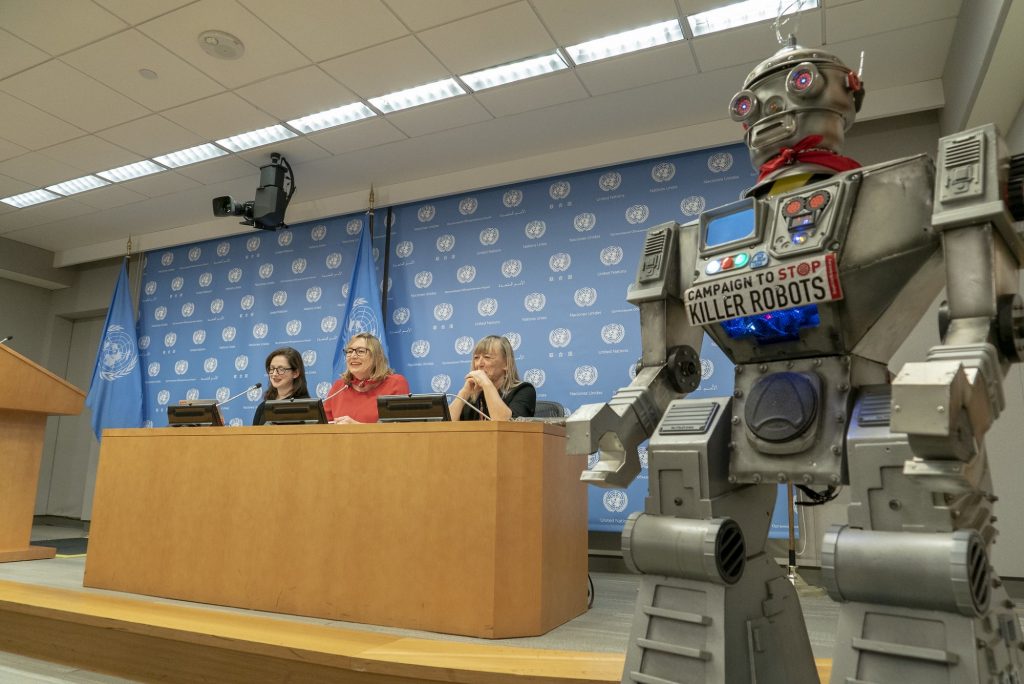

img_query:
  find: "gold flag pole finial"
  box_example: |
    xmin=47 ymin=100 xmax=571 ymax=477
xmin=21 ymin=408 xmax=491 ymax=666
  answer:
xmin=126 ymin=236 xmax=132 ymax=258
xmin=368 ymin=185 xmax=375 ymax=213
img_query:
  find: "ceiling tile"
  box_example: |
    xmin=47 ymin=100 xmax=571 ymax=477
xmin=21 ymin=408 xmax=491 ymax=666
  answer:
xmin=0 ymin=174 xmax=36 ymax=197
xmin=305 ymin=118 xmax=407 ymax=155
xmin=320 ymin=37 xmax=449 ymax=99
xmin=40 ymin=136 xmax=142 ymax=173
xmin=0 ymin=198 xmax=96 ymax=234
xmin=829 ymin=20 xmax=955 ymax=91
xmin=237 ymin=66 xmax=359 ymax=121
xmin=238 ymin=0 xmax=408 ymax=62
xmin=826 ymin=0 xmax=960 ymax=43
xmin=691 ymin=13 xmax=823 ymax=72
xmin=93 ymin=0 xmax=196 ymax=25
xmin=171 ymin=155 xmax=259 ymax=185
xmin=0 ymin=138 xmax=30 ymax=163
xmin=474 ymin=71 xmax=589 ymax=117
xmin=385 ymin=96 xmax=492 ymax=137
xmin=383 ymin=0 xmax=513 ymax=31
xmin=63 ymin=29 xmax=225 ymax=111
xmin=71 ymin=184 xmax=150 ymax=210
xmin=98 ymin=115 xmax=207 ymax=157
xmin=235 ymin=137 xmax=332 ymax=166
xmin=532 ymin=0 xmax=679 ymax=45
xmin=0 ymin=1 xmax=127 ymax=55
xmin=418 ymin=2 xmax=556 ymax=73
xmin=0 ymin=29 xmax=50 ymax=79
xmin=138 ymin=0 xmax=312 ymax=89
xmin=117 ymin=170 xmax=202 ymax=198
xmin=162 ymin=93 xmax=277 ymax=140
xmin=0 ymin=61 xmax=151 ymax=132
xmin=575 ymin=42 xmax=698 ymax=96
xmin=0 ymin=152 xmax=96 ymax=186
xmin=0 ymin=92 xmax=85 ymax=150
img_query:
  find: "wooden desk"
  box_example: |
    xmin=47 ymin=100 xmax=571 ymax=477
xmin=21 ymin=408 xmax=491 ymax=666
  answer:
xmin=84 ymin=421 xmax=588 ymax=638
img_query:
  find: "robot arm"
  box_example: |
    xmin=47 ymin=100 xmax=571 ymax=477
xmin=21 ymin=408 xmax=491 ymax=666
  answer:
xmin=566 ymin=221 xmax=705 ymax=487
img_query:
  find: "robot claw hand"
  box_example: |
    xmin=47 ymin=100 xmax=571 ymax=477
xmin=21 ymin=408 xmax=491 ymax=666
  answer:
xmin=567 ymin=401 xmax=644 ymax=488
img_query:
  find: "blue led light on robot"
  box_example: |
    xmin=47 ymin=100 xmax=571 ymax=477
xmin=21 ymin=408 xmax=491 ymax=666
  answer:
xmin=719 ymin=303 xmax=820 ymax=343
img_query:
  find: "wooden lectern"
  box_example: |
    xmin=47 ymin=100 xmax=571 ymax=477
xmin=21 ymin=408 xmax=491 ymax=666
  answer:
xmin=0 ymin=344 xmax=85 ymax=562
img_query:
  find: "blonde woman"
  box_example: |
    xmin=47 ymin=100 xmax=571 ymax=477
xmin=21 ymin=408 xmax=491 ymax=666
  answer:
xmin=324 ymin=333 xmax=409 ymax=424
xmin=451 ymin=335 xmax=535 ymax=421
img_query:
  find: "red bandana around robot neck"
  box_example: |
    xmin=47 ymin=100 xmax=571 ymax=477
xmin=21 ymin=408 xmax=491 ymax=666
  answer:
xmin=758 ymin=135 xmax=861 ymax=182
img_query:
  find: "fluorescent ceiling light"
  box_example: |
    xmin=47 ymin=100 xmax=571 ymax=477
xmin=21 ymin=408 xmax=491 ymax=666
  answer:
xmin=287 ymin=102 xmax=376 ymax=134
xmin=216 ymin=124 xmax=297 ymax=152
xmin=461 ymin=52 xmax=569 ymax=91
xmin=688 ymin=0 xmax=819 ymax=37
xmin=97 ymin=160 xmax=166 ymax=182
xmin=154 ymin=143 xmax=228 ymax=168
xmin=46 ymin=175 xmax=110 ymax=196
xmin=1 ymin=189 xmax=61 ymax=208
xmin=565 ymin=19 xmax=684 ymax=65
xmin=369 ymin=78 xmax=466 ymax=113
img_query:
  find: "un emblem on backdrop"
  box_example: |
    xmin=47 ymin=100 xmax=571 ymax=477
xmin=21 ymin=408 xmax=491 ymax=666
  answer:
xmin=523 ymin=368 xmax=546 ymax=387
xmin=341 ymin=284 xmax=350 ymax=299
xmin=321 ymin=316 xmax=338 ymax=333
xmin=211 ymin=298 xmax=225 ymax=314
xmin=601 ymin=323 xmax=625 ymax=344
xmin=154 ymin=306 xmax=167 ymax=321
xmin=241 ymin=295 xmax=255 ymax=311
xmin=259 ymin=263 xmax=274 ymax=279
xmin=246 ymin=386 xmax=262 ymax=401
xmin=479 ymin=227 xmax=500 ymax=246
xmin=524 ymin=292 xmax=546 ymax=312
xmin=651 ymin=162 xmax=676 ymax=183
xmin=306 ymin=286 xmax=322 ymax=303
xmin=600 ymin=245 xmax=624 ymax=266
xmin=598 ymin=172 xmax=622 ymax=192
xmin=504 ymin=332 xmax=521 ymax=350
xmin=625 ymin=204 xmax=650 ymax=225
xmin=638 ymin=445 xmax=649 ymax=469
xmin=549 ymin=328 xmax=571 ymax=348
xmin=701 ymin=358 xmax=715 ymax=379
xmin=199 ymin=272 xmax=213 ymax=288
xmin=326 ymin=253 xmax=342 ymax=269
xmin=575 ymin=365 xmax=598 ymax=385
xmin=303 ymin=350 xmax=317 ymax=367
xmin=139 ymin=335 xmax=151 ymax=350
xmin=455 ymin=336 xmax=475 ymax=355
xmin=573 ymin=213 xmax=597 ymax=232
xmin=272 ymin=290 xmax=288 ymax=307
xmin=278 ymin=229 xmax=293 ymax=247
xmin=708 ymin=151 xmax=733 ymax=173
xmin=431 ymin=375 xmax=452 ymax=393
xmin=525 ymin=220 xmax=546 ymax=239
xmin=228 ymin=268 xmax=243 ymax=284
xmin=436 ymin=234 xmax=455 ymax=253
xmin=216 ymin=387 xmax=231 ymax=402
xmin=160 ymin=252 xmax=174 ymax=267
xmin=603 ymin=490 xmax=629 ymax=513
xmin=680 ymin=195 xmax=707 ymax=217
xmin=181 ymin=302 xmax=195 ymax=318
xmin=392 ymin=307 xmax=411 ymax=325
xmin=203 ymin=358 xmax=218 ymax=373
xmin=316 ymin=382 xmax=331 ymax=398
xmin=188 ymin=247 xmax=202 ymax=262
xmin=145 ymin=281 xmax=157 ymax=296
xmin=457 ymin=265 xmax=476 ymax=284
xmin=501 ymin=259 xmax=522 ymax=278
xmin=164 ymin=332 xmax=177 ymax=348
xmin=311 ymin=224 xmax=327 ymax=242
xmin=417 ymin=205 xmax=436 ymax=222
xmin=414 ymin=271 xmax=433 ymax=289
xmin=434 ymin=303 xmax=454 ymax=321
xmin=549 ymin=181 xmax=570 ymax=200
xmin=549 ymin=253 xmax=571 ymax=272
xmin=574 ymin=287 xmax=597 ymax=307
xmin=292 ymin=258 xmax=307 ymax=274
xmin=411 ymin=340 xmax=430 ymax=358
xmin=503 ymin=190 xmax=523 ymax=208
xmin=174 ymin=360 xmax=189 ymax=376
xmin=216 ymin=241 xmax=231 ymax=257
xmin=346 ymin=219 xmax=362 ymax=235
xmin=193 ymin=329 xmax=206 ymax=345
xmin=253 ymin=323 xmax=269 ymax=339
xmin=234 ymin=355 xmax=249 ymax=371
xmin=246 ymin=237 xmax=261 ymax=252
xmin=171 ymin=277 xmax=184 ymax=291
xmin=286 ymin=320 xmax=302 ymax=336
xmin=157 ymin=390 xmax=171 ymax=406
xmin=396 ymin=241 xmax=414 ymax=258
xmin=222 ymin=326 xmax=236 ymax=342
xmin=458 ymin=197 xmax=478 ymax=215
xmin=477 ymin=298 xmax=498 ymax=317
xmin=148 ymin=362 xmax=160 ymax=377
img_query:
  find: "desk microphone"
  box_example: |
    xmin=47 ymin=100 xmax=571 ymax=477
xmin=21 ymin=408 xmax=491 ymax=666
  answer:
xmin=446 ymin=393 xmax=491 ymax=420
xmin=0 ymin=336 xmax=12 ymax=345
xmin=217 ymin=382 xmax=262 ymax=406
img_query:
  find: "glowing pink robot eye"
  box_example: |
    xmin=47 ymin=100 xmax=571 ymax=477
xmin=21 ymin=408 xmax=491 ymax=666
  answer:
xmin=735 ymin=97 xmax=752 ymax=114
xmin=791 ymin=70 xmax=813 ymax=91
xmin=729 ymin=90 xmax=758 ymax=122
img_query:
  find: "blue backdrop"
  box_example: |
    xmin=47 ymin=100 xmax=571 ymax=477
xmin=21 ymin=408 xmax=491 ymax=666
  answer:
xmin=138 ymin=142 xmax=794 ymax=537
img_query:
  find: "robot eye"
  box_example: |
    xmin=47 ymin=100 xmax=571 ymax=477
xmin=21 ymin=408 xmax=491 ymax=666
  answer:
xmin=765 ymin=96 xmax=785 ymax=115
xmin=786 ymin=62 xmax=823 ymax=97
xmin=729 ymin=90 xmax=758 ymax=122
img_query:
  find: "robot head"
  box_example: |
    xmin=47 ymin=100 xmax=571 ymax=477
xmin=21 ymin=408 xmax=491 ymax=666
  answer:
xmin=730 ymin=38 xmax=865 ymax=171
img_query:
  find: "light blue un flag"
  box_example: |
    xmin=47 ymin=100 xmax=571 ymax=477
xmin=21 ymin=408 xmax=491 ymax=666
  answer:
xmin=333 ymin=218 xmax=389 ymax=377
xmin=85 ymin=259 xmax=144 ymax=440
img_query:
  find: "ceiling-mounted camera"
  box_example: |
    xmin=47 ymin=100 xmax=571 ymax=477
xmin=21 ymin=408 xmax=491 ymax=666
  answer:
xmin=212 ymin=152 xmax=295 ymax=231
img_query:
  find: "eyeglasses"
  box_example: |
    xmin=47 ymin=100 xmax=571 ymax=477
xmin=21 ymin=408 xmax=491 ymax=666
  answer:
xmin=267 ymin=366 xmax=294 ymax=375
xmin=344 ymin=347 xmax=370 ymax=357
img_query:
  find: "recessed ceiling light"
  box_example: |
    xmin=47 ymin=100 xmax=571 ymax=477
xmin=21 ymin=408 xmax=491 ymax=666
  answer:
xmin=216 ymin=125 xmax=297 ymax=152
xmin=461 ymin=52 xmax=569 ymax=91
xmin=687 ymin=0 xmax=819 ymax=37
xmin=96 ymin=160 xmax=166 ymax=182
xmin=197 ymin=30 xmax=245 ymax=60
xmin=46 ymin=175 xmax=110 ymax=196
xmin=154 ymin=143 xmax=229 ymax=168
xmin=287 ymin=102 xmax=376 ymax=134
xmin=1 ymin=189 xmax=62 ymax=208
xmin=565 ymin=19 xmax=684 ymax=66
xmin=369 ymin=78 xmax=466 ymax=114
xmin=138 ymin=68 xmax=158 ymax=80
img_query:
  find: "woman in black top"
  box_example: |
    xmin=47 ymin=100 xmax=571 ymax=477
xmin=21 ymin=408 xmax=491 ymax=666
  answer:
xmin=252 ymin=347 xmax=310 ymax=425
xmin=450 ymin=335 xmax=535 ymax=421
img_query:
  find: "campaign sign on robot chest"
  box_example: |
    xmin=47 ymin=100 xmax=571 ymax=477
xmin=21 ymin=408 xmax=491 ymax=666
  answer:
xmin=683 ymin=253 xmax=844 ymax=326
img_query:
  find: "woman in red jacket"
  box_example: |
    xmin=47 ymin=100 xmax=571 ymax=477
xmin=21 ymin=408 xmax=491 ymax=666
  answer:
xmin=323 ymin=333 xmax=409 ymax=424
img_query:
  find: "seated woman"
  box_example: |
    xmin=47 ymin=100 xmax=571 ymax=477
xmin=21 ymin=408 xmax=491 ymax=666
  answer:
xmin=450 ymin=335 xmax=535 ymax=421
xmin=252 ymin=347 xmax=310 ymax=425
xmin=324 ymin=333 xmax=410 ymax=423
